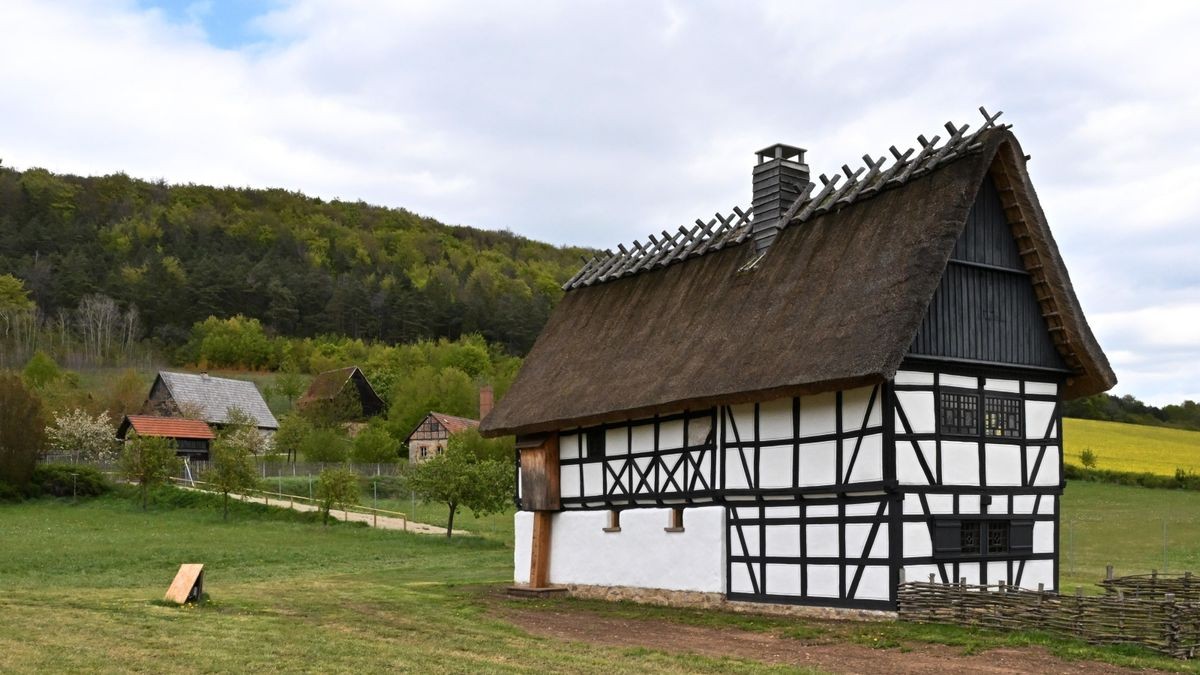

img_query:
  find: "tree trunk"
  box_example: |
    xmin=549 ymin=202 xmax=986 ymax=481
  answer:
xmin=446 ymin=502 xmax=456 ymax=538
xmin=223 ymin=491 xmax=229 ymax=521
xmin=141 ymin=482 xmax=148 ymax=511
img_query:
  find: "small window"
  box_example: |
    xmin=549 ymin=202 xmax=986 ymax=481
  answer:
xmin=585 ymin=428 xmax=606 ymax=459
xmin=419 ymin=446 xmax=428 ymax=459
xmin=940 ymin=391 xmax=979 ymax=435
xmin=988 ymin=521 xmax=1010 ymax=553
xmin=603 ymin=510 xmax=621 ymax=532
xmin=665 ymin=507 xmax=684 ymax=532
xmin=960 ymin=521 xmax=981 ymax=554
xmin=934 ymin=519 xmax=1029 ymax=558
xmin=984 ymin=396 xmax=1022 ymax=439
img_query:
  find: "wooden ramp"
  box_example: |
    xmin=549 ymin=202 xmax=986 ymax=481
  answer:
xmin=164 ymin=563 xmax=204 ymax=604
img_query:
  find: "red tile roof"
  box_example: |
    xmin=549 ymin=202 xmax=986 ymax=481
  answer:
xmin=124 ymin=415 xmax=215 ymax=440
xmin=430 ymin=412 xmax=479 ymax=435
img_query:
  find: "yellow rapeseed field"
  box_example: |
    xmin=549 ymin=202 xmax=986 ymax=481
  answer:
xmin=1063 ymin=418 xmax=1200 ymax=476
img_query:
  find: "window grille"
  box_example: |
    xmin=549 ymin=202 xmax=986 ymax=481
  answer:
xmin=988 ymin=521 xmax=1010 ymax=553
xmin=984 ymin=395 xmax=1022 ymax=438
xmin=959 ymin=521 xmax=981 ymax=554
xmin=940 ymin=391 xmax=979 ymax=435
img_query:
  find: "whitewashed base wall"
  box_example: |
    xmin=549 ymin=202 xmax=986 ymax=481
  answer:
xmin=514 ymin=506 xmax=726 ymax=593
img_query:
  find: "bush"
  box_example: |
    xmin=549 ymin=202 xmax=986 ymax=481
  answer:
xmin=315 ymin=468 xmax=360 ymax=525
xmin=1064 ymin=463 xmax=1200 ymax=491
xmin=351 ymin=425 xmax=399 ymax=463
xmin=300 ymin=428 xmax=351 ymax=463
xmin=31 ymin=464 xmax=111 ymax=497
xmin=1080 ymin=448 xmax=1098 ymax=468
xmin=0 ymin=374 xmax=47 ymax=491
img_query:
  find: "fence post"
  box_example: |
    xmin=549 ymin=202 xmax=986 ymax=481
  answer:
xmin=1164 ymin=592 xmax=1180 ymax=658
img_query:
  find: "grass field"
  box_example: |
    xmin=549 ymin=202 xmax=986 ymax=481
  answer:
xmin=1 ymin=486 xmax=1192 ymax=673
xmin=1063 ymin=417 xmax=1200 ymax=476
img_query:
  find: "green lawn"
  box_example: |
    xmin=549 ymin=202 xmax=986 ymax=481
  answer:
xmin=1060 ymin=480 xmax=1200 ymax=590
xmin=0 ymin=491 xmax=799 ymax=673
xmin=1064 ymin=418 xmax=1200 ymax=477
xmin=0 ymin=484 xmax=1195 ymax=673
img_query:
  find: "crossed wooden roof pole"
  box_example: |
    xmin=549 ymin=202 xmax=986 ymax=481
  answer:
xmin=564 ymin=107 xmax=1007 ymax=291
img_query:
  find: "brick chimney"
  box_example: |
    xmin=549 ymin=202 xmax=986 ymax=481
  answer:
xmin=751 ymin=143 xmax=810 ymax=254
xmin=479 ymin=385 xmax=494 ymax=420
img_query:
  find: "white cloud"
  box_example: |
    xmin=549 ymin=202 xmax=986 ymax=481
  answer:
xmin=0 ymin=0 xmax=1198 ymax=403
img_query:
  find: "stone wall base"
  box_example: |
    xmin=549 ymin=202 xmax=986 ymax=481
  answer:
xmin=564 ymin=584 xmax=897 ymax=622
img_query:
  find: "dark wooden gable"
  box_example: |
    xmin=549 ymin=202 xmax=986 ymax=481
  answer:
xmin=908 ymin=175 xmax=1067 ymax=371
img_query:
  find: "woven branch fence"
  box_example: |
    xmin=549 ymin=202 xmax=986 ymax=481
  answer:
xmin=898 ymin=572 xmax=1200 ymax=659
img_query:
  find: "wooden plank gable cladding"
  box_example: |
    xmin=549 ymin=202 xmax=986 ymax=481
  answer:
xmin=908 ymin=174 xmax=1068 ymax=372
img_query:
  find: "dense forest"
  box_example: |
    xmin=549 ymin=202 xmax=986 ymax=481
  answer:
xmin=0 ymin=163 xmax=589 ymax=357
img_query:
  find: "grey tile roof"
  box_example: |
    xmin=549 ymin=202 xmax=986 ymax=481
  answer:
xmin=158 ymin=371 xmax=279 ymax=429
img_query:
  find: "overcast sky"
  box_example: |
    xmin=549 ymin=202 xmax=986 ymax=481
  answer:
xmin=1 ymin=1 xmax=1197 ymax=405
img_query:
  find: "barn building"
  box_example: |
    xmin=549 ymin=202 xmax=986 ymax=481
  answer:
xmin=481 ymin=110 xmax=1116 ymax=611
xmin=297 ymin=366 xmax=386 ymax=420
xmin=117 ymin=415 xmax=216 ymax=460
xmin=143 ymin=371 xmax=279 ymax=433
xmin=405 ymin=386 xmax=493 ymax=463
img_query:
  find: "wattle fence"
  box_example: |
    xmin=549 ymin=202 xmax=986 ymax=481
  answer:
xmin=898 ymin=570 xmax=1200 ymax=659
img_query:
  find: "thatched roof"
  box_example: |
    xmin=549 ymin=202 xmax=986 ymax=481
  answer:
xmin=481 ymin=126 xmax=1115 ymax=437
xmin=298 ymin=366 xmax=385 ymax=416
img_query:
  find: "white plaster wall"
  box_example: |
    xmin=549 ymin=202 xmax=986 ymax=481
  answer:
xmin=513 ymin=507 xmax=726 ymax=592
xmin=895 ymin=391 xmax=935 ymax=434
xmin=895 ymin=370 xmax=934 ymax=386
xmin=985 ymin=444 xmax=1023 ymax=486
xmin=896 ymin=440 xmax=936 ymax=485
xmin=941 ymin=441 xmax=979 ymax=485
xmin=1022 ymin=559 xmax=1055 ymax=590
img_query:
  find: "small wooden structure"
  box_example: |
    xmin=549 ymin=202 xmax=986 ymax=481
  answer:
xmin=164 ymin=563 xmax=205 ymax=604
xmin=117 ymin=415 xmax=215 ymax=460
xmin=297 ymin=366 xmax=385 ymax=419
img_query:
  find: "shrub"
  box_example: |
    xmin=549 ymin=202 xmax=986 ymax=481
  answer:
xmin=300 ymin=427 xmax=351 ymax=463
xmin=1080 ymin=448 xmax=1098 ymax=468
xmin=0 ymin=374 xmax=47 ymax=491
xmin=351 ymin=425 xmax=398 ymax=463
xmin=315 ymin=468 xmax=360 ymax=525
xmin=31 ymin=464 xmax=111 ymax=498
xmin=121 ymin=433 xmax=182 ymax=510
xmin=46 ymin=409 xmax=117 ymax=461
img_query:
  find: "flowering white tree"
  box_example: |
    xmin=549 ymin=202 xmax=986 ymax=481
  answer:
xmin=47 ymin=409 xmax=117 ymax=461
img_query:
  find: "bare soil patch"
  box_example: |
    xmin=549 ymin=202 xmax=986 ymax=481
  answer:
xmin=498 ymin=603 xmax=1166 ymax=674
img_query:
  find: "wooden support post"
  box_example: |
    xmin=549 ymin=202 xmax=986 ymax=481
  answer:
xmin=517 ymin=434 xmax=560 ymax=590
xmin=530 ymin=511 xmax=552 ymax=588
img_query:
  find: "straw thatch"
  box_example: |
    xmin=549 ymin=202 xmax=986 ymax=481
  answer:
xmin=482 ymin=128 xmax=1115 ymax=437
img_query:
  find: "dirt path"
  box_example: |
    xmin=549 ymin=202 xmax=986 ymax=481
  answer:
xmin=183 ymin=487 xmax=462 ymax=535
xmin=498 ymin=604 xmax=1165 ymax=674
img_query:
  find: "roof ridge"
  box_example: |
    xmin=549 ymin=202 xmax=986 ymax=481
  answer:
xmin=564 ymin=107 xmax=1008 ymax=291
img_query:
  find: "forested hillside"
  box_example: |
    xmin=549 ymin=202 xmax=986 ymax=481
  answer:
xmin=0 ymin=164 xmax=589 ymax=356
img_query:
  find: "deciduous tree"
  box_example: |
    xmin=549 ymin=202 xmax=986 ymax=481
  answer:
xmin=120 ymin=433 xmax=180 ymax=510
xmin=404 ymin=428 xmax=513 ymax=538
xmin=0 ymin=374 xmax=47 ymax=493
xmin=315 ymin=468 xmax=359 ymax=526
xmin=209 ymin=437 xmax=257 ymax=521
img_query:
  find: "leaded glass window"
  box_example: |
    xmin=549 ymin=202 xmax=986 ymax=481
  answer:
xmin=940 ymin=391 xmax=979 ymax=435
xmin=984 ymin=395 xmax=1022 ymax=438
xmin=960 ymin=521 xmax=981 ymax=554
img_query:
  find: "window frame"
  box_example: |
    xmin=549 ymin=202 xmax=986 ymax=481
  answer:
xmin=939 ymin=388 xmax=981 ymax=437
xmin=983 ymin=393 xmax=1023 ymax=439
xmin=585 ymin=428 xmax=606 ymax=459
xmin=932 ymin=518 xmax=1033 ymax=559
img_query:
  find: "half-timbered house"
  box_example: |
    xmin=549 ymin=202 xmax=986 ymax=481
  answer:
xmin=481 ymin=109 xmax=1115 ymax=611
xmin=405 ymin=386 xmax=494 ymax=463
